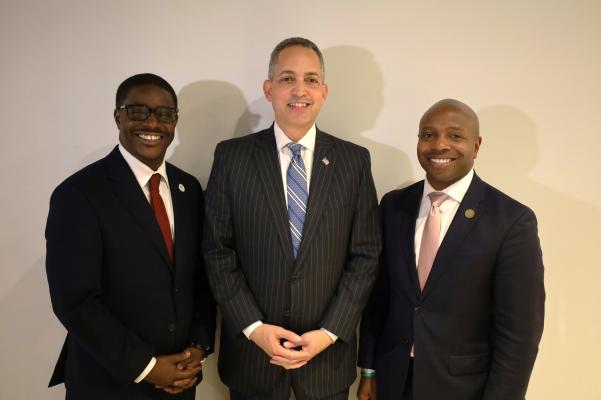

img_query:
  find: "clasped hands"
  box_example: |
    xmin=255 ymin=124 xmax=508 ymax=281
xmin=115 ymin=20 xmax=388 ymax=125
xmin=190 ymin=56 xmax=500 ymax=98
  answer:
xmin=249 ymin=324 xmax=334 ymax=369
xmin=144 ymin=346 xmax=205 ymax=394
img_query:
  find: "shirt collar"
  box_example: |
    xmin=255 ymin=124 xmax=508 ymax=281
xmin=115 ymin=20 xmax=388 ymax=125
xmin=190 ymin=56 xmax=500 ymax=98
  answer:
xmin=422 ymin=169 xmax=474 ymax=204
xmin=274 ymin=122 xmax=316 ymax=153
xmin=118 ymin=145 xmax=169 ymax=189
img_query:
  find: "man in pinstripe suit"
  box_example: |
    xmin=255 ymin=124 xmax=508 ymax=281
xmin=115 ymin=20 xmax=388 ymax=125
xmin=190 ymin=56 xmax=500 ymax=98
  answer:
xmin=203 ymin=37 xmax=382 ymax=399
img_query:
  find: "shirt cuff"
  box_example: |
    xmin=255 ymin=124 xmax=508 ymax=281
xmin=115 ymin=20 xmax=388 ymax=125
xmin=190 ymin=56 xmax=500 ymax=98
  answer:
xmin=242 ymin=320 xmax=263 ymax=339
xmin=134 ymin=357 xmax=156 ymax=383
xmin=321 ymin=328 xmax=337 ymax=343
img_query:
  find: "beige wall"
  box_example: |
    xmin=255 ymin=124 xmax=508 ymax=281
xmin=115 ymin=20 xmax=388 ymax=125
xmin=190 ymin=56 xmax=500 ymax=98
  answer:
xmin=1 ymin=0 xmax=599 ymax=398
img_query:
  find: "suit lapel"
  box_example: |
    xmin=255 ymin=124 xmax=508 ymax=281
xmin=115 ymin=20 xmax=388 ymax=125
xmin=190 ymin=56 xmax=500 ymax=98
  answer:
xmin=252 ymin=128 xmax=294 ymax=266
xmin=167 ymin=165 xmax=189 ymax=272
xmin=107 ymin=147 xmax=173 ymax=269
xmin=294 ymin=129 xmax=335 ymax=268
xmin=420 ymin=174 xmax=486 ymax=300
xmin=401 ymin=183 xmax=424 ymax=299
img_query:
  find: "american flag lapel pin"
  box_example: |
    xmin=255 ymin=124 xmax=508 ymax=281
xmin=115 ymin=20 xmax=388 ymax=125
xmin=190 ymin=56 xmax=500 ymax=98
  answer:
xmin=322 ymin=157 xmax=330 ymax=166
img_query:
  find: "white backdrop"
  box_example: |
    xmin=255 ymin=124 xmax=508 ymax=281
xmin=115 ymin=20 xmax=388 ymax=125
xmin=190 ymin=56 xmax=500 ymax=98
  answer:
xmin=1 ymin=0 xmax=600 ymax=399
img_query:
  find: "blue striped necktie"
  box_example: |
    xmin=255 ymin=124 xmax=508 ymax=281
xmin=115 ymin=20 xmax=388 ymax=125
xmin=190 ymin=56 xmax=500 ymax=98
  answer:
xmin=286 ymin=143 xmax=308 ymax=258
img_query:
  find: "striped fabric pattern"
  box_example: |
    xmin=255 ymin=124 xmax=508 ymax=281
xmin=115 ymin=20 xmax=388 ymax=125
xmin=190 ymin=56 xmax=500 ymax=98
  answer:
xmin=203 ymin=127 xmax=382 ymax=398
xmin=286 ymin=143 xmax=308 ymax=258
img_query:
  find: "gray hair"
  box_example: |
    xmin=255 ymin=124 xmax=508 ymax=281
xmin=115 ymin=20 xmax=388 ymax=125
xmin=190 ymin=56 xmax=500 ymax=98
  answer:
xmin=268 ymin=37 xmax=325 ymax=81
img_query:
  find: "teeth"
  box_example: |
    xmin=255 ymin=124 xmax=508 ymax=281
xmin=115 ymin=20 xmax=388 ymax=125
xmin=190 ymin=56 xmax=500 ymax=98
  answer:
xmin=289 ymin=102 xmax=309 ymax=108
xmin=138 ymin=134 xmax=161 ymax=141
xmin=430 ymin=158 xmax=452 ymax=164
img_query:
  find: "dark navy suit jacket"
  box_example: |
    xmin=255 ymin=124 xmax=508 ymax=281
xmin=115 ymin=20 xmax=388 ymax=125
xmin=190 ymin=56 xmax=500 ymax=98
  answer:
xmin=46 ymin=147 xmax=216 ymax=399
xmin=359 ymin=174 xmax=544 ymax=400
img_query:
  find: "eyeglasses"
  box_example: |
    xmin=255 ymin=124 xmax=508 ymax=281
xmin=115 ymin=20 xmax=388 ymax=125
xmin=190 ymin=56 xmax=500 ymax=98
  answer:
xmin=118 ymin=104 xmax=178 ymax=123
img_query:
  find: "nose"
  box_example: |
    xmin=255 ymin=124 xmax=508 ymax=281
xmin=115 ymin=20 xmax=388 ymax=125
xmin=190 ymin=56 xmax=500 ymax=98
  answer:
xmin=145 ymin=111 xmax=160 ymax=127
xmin=432 ymin=136 xmax=450 ymax=151
xmin=291 ymin=81 xmax=308 ymax=97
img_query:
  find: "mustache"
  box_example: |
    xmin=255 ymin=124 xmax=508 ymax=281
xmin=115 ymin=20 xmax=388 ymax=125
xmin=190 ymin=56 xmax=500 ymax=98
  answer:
xmin=134 ymin=126 xmax=167 ymax=135
xmin=287 ymin=97 xmax=312 ymax=103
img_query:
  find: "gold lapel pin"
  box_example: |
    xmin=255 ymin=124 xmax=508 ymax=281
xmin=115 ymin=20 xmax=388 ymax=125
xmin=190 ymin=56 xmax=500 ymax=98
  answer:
xmin=322 ymin=157 xmax=330 ymax=166
xmin=464 ymin=208 xmax=476 ymax=219
xmin=178 ymin=183 xmax=186 ymax=192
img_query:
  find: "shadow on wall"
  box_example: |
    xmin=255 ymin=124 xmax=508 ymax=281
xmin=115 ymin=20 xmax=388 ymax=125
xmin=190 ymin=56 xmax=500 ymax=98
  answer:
xmin=170 ymin=80 xmax=262 ymax=187
xmin=477 ymin=105 xmax=601 ymax=399
xmin=319 ymin=45 xmax=414 ymax=197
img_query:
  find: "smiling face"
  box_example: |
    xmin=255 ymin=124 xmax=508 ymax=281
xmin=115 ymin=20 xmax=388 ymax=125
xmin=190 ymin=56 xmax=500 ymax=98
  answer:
xmin=114 ymin=84 xmax=177 ymax=170
xmin=417 ymin=100 xmax=482 ymax=190
xmin=263 ymin=45 xmax=328 ymax=140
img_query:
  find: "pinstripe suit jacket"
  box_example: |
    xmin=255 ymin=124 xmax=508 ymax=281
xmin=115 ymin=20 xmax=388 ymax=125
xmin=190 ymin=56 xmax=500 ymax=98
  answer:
xmin=203 ymin=126 xmax=381 ymax=397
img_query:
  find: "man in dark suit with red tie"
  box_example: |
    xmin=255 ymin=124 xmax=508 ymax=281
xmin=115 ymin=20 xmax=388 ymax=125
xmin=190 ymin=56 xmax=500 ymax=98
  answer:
xmin=203 ymin=37 xmax=381 ymax=399
xmin=46 ymin=73 xmax=216 ymax=399
xmin=357 ymin=99 xmax=545 ymax=400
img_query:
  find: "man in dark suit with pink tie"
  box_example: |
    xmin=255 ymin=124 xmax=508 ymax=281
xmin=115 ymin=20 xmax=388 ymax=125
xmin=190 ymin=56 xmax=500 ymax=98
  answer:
xmin=358 ymin=99 xmax=545 ymax=400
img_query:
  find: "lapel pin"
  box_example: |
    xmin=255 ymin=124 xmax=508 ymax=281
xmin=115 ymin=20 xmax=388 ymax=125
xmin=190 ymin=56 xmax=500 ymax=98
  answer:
xmin=322 ymin=157 xmax=330 ymax=166
xmin=464 ymin=208 xmax=476 ymax=219
xmin=178 ymin=183 xmax=186 ymax=192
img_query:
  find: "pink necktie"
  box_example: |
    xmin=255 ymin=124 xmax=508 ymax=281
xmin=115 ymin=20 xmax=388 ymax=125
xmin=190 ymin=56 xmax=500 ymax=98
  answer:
xmin=417 ymin=192 xmax=449 ymax=290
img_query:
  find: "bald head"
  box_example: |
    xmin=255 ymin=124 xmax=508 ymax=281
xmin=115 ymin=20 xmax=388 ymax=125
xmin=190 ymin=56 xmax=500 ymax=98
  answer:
xmin=420 ymin=98 xmax=479 ymax=138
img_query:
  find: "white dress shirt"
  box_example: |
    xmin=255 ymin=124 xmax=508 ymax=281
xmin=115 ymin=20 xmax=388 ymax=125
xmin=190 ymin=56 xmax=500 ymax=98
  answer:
xmin=242 ymin=123 xmax=337 ymax=344
xmin=118 ymin=145 xmax=175 ymax=382
xmin=414 ymin=169 xmax=474 ymax=264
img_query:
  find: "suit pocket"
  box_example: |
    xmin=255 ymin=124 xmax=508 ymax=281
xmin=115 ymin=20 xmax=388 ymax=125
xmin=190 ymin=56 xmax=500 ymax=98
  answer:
xmin=448 ymin=353 xmax=490 ymax=376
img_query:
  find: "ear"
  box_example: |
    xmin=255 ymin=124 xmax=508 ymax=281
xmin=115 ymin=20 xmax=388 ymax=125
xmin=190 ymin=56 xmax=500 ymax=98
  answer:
xmin=473 ymin=136 xmax=482 ymax=159
xmin=322 ymin=83 xmax=329 ymax=101
xmin=114 ymin=108 xmax=121 ymax=129
xmin=263 ymin=80 xmax=272 ymax=102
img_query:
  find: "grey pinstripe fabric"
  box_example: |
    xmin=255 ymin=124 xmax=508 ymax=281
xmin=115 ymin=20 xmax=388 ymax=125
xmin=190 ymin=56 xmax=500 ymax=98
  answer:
xmin=203 ymin=126 xmax=381 ymax=398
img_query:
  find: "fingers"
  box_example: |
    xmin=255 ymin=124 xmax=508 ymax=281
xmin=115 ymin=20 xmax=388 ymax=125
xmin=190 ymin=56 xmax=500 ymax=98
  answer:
xmin=173 ymin=365 xmax=202 ymax=380
xmin=274 ymin=327 xmax=302 ymax=344
xmin=270 ymin=356 xmax=308 ymax=369
xmin=167 ymin=350 xmax=191 ymax=363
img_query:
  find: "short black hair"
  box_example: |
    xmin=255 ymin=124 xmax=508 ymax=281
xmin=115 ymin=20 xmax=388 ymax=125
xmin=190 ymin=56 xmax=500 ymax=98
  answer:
xmin=268 ymin=37 xmax=325 ymax=81
xmin=115 ymin=73 xmax=178 ymax=108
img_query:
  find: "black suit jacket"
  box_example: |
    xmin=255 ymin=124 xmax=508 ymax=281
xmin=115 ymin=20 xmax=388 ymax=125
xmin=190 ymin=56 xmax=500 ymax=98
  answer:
xmin=359 ymin=174 xmax=544 ymax=400
xmin=202 ymin=127 xmax=381 ymax=397
xmin=46 ymin=147 xmax=216 ymax=400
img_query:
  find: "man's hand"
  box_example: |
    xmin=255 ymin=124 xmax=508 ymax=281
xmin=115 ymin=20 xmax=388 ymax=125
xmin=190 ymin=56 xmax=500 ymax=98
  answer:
xmin=144 ymin=351 xmax=201 ymax=388
xmin=177 ymin=346 xmax=206 ymax=370
xmin=357 ymin=376 xmax=377 ymax=400
xmin=275 ymin=329 xmax=334 ymax=367
xmin=250 ymin=324 xmax=307 ymax=369
xmin=155 ymin=347 xmax=206 ymax=394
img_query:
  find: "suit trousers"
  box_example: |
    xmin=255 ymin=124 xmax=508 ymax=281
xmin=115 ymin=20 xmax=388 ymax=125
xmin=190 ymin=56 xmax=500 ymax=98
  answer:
xmin=229 ymin=373 xmax=349 ymax=400
xmin=401 ymin=358 xmax=414 ymax=400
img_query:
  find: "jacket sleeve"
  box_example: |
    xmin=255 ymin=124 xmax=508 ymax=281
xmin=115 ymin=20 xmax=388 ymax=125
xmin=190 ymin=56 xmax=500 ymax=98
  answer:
xmin=188 ymin=179 xmax=217 ymax=353
xmin=320 ymin=149 xmax=383 ymax=343
xmin=482 ymin=208 xmax=545 ymax=399
xmin=202 ymin=142 xmax=264 ymax=335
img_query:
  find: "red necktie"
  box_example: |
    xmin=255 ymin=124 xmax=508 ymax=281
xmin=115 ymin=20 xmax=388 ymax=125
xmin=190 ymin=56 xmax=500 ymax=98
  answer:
xmin=149 ymin=173 xmax=173 ymax=260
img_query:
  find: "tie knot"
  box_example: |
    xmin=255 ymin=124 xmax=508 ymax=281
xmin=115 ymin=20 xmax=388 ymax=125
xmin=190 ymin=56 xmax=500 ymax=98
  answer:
xmin=149 ymin=173 xmax=162 ymax=193
xmin=287 ymin=143 xmax=303 ymax=157
xmin=428 ymin=191 xmax=448 ymax=207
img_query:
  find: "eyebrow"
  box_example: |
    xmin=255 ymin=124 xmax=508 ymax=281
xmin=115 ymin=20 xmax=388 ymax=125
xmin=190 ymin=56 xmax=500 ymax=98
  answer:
xmin=277 ymin=70 xmax=321 ymax=78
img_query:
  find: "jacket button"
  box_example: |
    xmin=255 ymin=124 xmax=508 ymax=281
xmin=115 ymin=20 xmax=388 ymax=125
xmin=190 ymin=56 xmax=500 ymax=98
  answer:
xmin=283 ymin=309 xmax=290 ymax=318
xmin=414 ymin=306 xmax=421 ymax=313
xmin=168 ymin=323 xmax=176 ymax=332
xmin=403 ymin=339 xmax=410 ymax=344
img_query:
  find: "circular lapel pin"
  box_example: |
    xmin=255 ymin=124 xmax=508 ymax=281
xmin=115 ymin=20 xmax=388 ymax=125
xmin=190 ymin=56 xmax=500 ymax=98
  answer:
xmin=464 ymin=208 xmax=476 ymax=219
xmin=178 ymin=183 xmax=185 ymax=192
